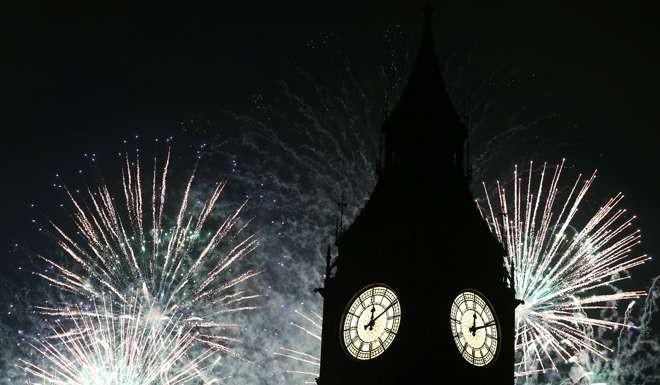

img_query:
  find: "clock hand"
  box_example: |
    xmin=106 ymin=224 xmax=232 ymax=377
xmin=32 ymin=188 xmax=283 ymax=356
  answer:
xmin=370 ymin=299 xmax=399 ymax=325
xmin=469 ymin=320 xmax=496 ymax=335
xmin=473 ymin=321 xmax=496 ymax=330
xmin=363 ymin=306 xmax=376 ymax=330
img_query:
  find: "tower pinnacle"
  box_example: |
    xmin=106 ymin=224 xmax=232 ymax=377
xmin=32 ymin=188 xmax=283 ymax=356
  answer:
xmin=381 ymin=3 xmax=467 ymax=176
xmin=422 ymin=1 xmax=434 ymax=22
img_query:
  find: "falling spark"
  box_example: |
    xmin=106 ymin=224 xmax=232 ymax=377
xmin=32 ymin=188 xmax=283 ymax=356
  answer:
xmin=37 ymin=148 xmax=261 ymax=358
xmin=20 ymin=296 xmax=217 ymax=385
xmin=274 ymin=308 xmax=322 ymax=384
xmin=477 ymin=160 xmax=650 ymax=376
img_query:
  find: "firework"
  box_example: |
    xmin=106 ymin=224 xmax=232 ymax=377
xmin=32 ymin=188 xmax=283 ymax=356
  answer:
xmin=21 ymin=296 xmax=215 ymax=384
xmin=37 ymin=148 xmax=260 ymax=357
xmin=274 ymin=308 xmax=322 ymax=384
xmin=477 ymin=160 xmax=650 ymax=376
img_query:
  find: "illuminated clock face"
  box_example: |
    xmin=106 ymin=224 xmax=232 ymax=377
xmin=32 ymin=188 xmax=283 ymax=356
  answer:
xmin=450 ymin=290 xmax=500 ymax=367
xmin=341 ymin=285 xmax=401 ymax=360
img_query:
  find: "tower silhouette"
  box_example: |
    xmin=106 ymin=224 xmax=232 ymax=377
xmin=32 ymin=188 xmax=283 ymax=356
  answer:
xmin=317 ymin=5 xmax=516 ymax=384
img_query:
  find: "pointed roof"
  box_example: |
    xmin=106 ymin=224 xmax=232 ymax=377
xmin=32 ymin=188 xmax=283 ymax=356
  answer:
xmin=382 ymin=3 xmax=466 ymax=167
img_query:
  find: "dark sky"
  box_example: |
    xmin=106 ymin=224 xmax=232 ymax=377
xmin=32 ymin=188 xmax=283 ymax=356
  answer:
xmin=2 ymin=0 xmax=659 ymax=285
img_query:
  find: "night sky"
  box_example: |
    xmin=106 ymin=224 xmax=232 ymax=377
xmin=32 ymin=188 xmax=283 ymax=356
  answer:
xmin=2 ymin=0 xmax=660 ymax=383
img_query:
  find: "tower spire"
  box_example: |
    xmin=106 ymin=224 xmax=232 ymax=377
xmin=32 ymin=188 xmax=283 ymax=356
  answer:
xmin=422 ymin=1 xmax=435 ymax=44
xmin=380 ymin=2 xmax=467 ymax=176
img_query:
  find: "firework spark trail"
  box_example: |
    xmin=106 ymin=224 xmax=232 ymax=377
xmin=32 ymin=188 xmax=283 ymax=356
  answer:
xmin=477 ymin=160 xmax=650 ymax=377
xmin=21 ymin=296 xmax=216 ymax=385
xmin=274 ymin=309 xmax=322 ymax=384
xmin=36 ymin=148 xmax=260 ymax=357
xmin=181 ymin=32 xmax=410 ymax=383
xmin=518 ymin=275 xmax=660 ymax=385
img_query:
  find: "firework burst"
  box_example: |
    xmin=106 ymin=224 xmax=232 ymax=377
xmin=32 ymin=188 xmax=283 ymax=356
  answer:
xmin=21 ymin=296 xmax=216 ymax=385
xmin=36 ymin=148 xmax=260 ymax=357
xmin=274 ymin=308 xmax=322 ymax=384
xmin=477 ymin=160 xmax=650 ymax=376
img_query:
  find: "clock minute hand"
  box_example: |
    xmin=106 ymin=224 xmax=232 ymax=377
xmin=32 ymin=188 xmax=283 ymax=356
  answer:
xmin=469 ymin=320 xmax=496 ymax=335
xmin=371 ymin=299 xmax=399 ymax=324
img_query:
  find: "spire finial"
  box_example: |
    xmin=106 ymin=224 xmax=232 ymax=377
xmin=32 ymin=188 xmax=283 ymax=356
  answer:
xmin=419 ymin=1 xmax=436 ymax=56
xmin=422 ymin=0 xmax=435 ymax=19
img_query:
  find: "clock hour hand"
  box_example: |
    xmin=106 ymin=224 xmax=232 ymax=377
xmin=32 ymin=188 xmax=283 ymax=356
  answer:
xmin=371 ymin=299 xmax=399 ymax=323
xmin=363 ymin=306 xmax=376 ymax=330
xmin=469 ymin=313 xmax=477 ymax=335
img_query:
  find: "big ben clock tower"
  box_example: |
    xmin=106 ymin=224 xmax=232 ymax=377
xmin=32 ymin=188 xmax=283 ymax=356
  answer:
xmin=317 ymin=5 xmax=517 ymax=385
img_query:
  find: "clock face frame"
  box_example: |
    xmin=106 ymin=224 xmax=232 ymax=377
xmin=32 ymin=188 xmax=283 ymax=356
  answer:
xmin=341 ymin=284 xmax=402 ymax=361
xmin=449 ymin=289 xmax=500 ymax=367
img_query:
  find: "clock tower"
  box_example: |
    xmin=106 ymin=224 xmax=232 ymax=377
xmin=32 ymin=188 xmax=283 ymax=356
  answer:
xmin=317 ymin=5 xmax=517 ymax=385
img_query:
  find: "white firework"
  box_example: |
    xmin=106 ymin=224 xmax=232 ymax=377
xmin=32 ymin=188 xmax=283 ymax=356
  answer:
xmin=274 ymin=308 xmax=322 ymax=384
xmin=477 ymin=160 xmax=650 ymax=376
xmin=37 ymin=148 xmax=260 ymax=357
xmin=21 ymin=296 xmax=216 ymax=385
